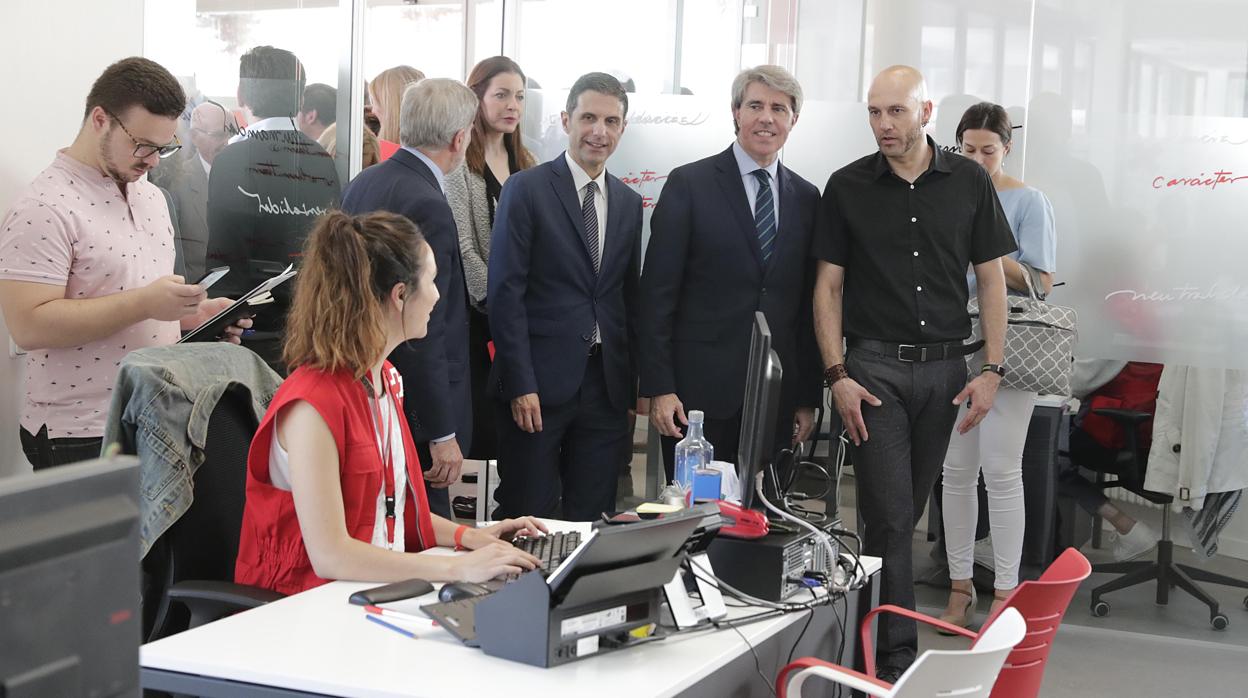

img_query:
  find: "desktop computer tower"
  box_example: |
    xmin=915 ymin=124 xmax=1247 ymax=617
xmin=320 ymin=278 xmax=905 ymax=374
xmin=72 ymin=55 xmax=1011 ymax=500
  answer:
xmin=707 ymin=528 xmax=838 ymax=602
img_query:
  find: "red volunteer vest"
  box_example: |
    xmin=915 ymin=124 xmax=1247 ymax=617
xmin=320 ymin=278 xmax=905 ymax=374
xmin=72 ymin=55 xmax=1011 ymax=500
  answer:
xmin=234 ymin=363 xmax=437 ymax=595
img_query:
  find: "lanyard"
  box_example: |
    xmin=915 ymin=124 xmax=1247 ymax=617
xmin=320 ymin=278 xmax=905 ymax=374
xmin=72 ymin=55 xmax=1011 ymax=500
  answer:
xmin=365 ymin=376 xmax=398 ymax=549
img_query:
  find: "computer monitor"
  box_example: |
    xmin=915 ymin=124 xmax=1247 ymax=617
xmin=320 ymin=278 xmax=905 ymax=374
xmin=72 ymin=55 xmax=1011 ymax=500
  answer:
xmin=0 ymin=457 xmax=142 ymax=697
xmin=737 ymin=311 xmax=783 ymax=510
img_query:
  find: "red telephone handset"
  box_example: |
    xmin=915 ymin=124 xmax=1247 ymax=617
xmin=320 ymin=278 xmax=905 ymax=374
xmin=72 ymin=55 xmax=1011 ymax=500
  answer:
xmin=716 ymin=500 xmax=769 ymax=539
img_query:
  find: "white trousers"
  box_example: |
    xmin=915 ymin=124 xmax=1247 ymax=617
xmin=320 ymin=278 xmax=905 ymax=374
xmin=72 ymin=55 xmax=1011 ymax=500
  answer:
xmin=942 ymin=387 xmax=1034 ymax=589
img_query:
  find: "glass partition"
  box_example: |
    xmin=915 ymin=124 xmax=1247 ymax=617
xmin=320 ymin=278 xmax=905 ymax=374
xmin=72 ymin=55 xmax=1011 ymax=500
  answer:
xmin=144 ymin=0 xmax=349 ymax=371
xmin=786 ymin=0 xmax=1248 ymax=369
xmin=1027 ymin=0 xmax=1248 ymax=368
xmin=364 ymin=0 xmax=466 ymax=81
xmin=141 ymin=0 xmax=1248 ymax=370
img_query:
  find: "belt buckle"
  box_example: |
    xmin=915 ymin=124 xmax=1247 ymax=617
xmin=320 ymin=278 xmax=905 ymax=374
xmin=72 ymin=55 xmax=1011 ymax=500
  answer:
xmin=897 ymin=344 xmax=926 ymax=362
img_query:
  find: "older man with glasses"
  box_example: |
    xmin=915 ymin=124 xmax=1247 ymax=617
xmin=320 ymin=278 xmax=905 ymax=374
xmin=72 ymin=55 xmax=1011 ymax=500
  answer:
xmin=0 ymin=57 xmax=248 ymax=471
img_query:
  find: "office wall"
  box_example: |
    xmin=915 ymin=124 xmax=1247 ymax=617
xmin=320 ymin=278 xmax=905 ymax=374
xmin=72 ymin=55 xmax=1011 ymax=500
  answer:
xmin=0 ymin=0 xmax=146 ymax=476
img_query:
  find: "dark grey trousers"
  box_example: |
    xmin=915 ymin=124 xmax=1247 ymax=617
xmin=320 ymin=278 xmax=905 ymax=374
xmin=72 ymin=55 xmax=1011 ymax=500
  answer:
xmin=846 ymin=345 xmax=966 ymax=672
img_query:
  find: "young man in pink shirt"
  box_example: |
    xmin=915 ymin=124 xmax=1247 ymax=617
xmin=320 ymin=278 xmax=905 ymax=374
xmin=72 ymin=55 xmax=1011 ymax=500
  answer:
xmin=0 ymin=57 xmax=247 ymax=470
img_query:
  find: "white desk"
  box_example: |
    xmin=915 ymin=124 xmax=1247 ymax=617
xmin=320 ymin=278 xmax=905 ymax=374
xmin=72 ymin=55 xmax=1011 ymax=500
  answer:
xmin=142 ymin=543 xmax=880 ymax=698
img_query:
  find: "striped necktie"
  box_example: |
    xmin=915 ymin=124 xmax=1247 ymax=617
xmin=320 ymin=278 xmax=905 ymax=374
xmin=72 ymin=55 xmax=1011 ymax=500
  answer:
xmin=582 ymin=181 xmax=602 ymax=345
xmin=752 ymin=169 xmax=776 ymax=262
xmin=582 ymin=181 xmax=601 ymax=275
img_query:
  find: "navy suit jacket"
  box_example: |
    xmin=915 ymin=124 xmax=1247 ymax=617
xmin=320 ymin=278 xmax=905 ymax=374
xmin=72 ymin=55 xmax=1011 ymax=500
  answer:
xmin=488 ymin=154 xmax=643 ymax=412
xmin=341 ymin=149 xmax=472 ymax=449
xmin=638 ymin=145 xmax=822 ymax=420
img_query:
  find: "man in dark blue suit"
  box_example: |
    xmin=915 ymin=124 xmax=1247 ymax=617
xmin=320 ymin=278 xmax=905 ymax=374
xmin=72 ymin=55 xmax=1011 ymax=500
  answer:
xmin=488 ymin=73 xmax=643 ymax=521
xmin=341 ymin=78 xmax=479 ymax=519
xmin=640 ymin=66 xmax=823 ymax=481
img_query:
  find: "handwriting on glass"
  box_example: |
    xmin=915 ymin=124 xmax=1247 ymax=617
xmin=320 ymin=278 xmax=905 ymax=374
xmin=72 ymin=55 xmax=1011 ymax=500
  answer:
xmin=1196 ymin=133 xmax=1248 ymax=146
xmin=1151 ymin=170 xmax=1248 ymax=190
xmin=1105 ymin=284 xmax=1248 ymax=302
xmin=627 ymin=111 xmax=711 ymax=127
xmin=237 ymin=187 xmax=328 ymax=216
xmin=543 ymin=111 xmax=710 ymax=128
xmin=246 ymin=161 xmax=336 ymax=185
xmin=618 ymin=170 xmax=668 ymax=187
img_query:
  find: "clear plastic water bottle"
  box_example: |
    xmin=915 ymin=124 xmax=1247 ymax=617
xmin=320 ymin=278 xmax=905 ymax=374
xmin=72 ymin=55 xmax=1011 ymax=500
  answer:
xmin=674 ymin=410 xmax=714 ymax=504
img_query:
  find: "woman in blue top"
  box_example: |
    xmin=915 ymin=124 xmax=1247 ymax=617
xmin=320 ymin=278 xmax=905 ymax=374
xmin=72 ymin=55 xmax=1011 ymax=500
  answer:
xmin=939 ymin=102 xmax=1057 ymax=629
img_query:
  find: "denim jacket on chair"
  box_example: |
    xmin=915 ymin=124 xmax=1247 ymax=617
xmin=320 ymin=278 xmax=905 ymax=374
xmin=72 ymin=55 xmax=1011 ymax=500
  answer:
xmin=101 ymin=343 xmax=282 ymax=556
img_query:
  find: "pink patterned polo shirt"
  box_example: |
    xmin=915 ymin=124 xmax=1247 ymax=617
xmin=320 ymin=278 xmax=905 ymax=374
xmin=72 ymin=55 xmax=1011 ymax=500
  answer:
xmin=0 ymin=150 xmax=180 ymax=438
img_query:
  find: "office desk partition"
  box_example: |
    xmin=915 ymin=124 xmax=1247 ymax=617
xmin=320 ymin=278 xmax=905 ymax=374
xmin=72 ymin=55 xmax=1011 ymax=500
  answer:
xmin=141 ymin=551 xmax=881 ymax=698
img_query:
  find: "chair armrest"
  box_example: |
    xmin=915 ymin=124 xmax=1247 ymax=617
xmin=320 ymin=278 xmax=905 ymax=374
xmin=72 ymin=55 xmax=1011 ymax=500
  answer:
xmin=1089 ymin=408 xmax=1152 ymax=482
xmin=859 ymin=604 xmax=978 ymax=677
xmin=1090 ymin=407 xmax=1150 ymax=425
xmin=778 ymin=658 xmax=893 ymax=698
xmin=166 ymin=580 xmax=284 ymax=631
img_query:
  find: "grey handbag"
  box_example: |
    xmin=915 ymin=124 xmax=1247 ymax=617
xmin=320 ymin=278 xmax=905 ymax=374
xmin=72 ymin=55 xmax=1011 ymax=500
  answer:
xmin=966 ymin=264 xmax=1077 ymax=396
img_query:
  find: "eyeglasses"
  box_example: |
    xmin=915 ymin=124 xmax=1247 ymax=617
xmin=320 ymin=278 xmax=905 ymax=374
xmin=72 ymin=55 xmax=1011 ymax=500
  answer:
xmin=102 ymin=108 xmax=183 ymax=159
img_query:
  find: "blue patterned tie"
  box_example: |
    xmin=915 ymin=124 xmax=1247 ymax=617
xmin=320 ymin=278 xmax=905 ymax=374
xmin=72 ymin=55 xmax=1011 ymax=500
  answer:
xmin=582 ymin=181 xmax=601 ymax=275
xmin=582 ymin=181 xmax=601 ymax=344
xmin=752 ymin=169 xmax=776 ymax=262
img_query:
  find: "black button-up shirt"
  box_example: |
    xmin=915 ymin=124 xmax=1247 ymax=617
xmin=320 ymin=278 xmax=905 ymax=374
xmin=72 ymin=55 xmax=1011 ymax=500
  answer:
xmin=813 ymin=137 xmax=1016 ymax=343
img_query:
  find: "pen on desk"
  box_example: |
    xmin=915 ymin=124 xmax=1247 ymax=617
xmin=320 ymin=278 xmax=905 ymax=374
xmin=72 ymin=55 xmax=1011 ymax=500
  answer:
xmin=364 ymin=605 xmax=430 ymax=625
xmin=366 ymin=613 xmax=418 ymax=639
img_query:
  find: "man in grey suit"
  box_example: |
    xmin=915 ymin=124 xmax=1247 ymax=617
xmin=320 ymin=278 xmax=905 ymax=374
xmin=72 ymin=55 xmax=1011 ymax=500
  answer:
xmin=156 ymin=101 xmax=231 ymax=281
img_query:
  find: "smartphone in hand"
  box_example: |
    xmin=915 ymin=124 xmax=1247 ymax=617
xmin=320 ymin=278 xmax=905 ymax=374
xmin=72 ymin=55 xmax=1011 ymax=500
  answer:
xmin=195 ymin=266 xmax=230 ymax=290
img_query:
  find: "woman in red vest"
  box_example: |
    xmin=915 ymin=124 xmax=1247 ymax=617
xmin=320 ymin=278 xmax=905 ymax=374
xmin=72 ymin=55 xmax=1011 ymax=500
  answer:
xmin=236 ymin=210 xmax=544 ymax=595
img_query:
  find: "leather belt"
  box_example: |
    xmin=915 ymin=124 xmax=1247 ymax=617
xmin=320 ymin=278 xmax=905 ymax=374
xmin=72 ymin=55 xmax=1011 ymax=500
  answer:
xmin=848 ymin=338 xmax=983 ymax=363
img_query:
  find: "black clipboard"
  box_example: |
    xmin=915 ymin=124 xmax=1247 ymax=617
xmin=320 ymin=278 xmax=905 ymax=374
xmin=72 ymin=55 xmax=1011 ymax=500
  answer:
xmin=178 ymin=265 xmax=298 ymax=343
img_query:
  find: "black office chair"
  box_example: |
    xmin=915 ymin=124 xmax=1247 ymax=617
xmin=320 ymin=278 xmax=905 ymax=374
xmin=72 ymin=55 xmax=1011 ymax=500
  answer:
xmin=142 ymin=384 xmax=281 ymax=642
xmin=1073 ymin=408 xmax=1248 ymax=629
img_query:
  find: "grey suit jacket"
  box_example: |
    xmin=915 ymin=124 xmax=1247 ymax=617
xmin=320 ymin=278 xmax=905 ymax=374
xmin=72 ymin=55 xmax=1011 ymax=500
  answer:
xmin=162 ymin=153 xmax=211 ymax=282
xmin=446 ymin=163 xmax=493 ymax=309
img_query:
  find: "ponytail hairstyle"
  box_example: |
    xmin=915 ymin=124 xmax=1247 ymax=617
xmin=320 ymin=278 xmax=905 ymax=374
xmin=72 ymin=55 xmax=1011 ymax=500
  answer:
xmin=284 ymin=211 xmax=428 ymax=379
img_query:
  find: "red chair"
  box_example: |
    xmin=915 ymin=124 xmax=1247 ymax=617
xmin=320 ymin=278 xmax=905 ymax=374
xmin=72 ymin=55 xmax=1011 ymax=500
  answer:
xmin=860 ymin=547 xmax=1091 ymax=698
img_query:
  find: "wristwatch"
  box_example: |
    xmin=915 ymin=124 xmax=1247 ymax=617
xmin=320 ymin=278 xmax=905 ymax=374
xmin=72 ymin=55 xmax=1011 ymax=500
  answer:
xmin=981 ymin=363 xmax=1007 ymax=378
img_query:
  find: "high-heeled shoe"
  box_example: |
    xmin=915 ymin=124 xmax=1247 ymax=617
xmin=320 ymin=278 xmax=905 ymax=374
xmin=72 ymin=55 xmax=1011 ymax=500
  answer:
xmin=937 ymin=586 xmax=977 ymax=635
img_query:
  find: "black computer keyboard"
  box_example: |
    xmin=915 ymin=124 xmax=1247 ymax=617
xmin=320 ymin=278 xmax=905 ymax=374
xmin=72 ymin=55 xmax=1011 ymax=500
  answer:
xmin=512 ymin=531 xmax=582 ymax=574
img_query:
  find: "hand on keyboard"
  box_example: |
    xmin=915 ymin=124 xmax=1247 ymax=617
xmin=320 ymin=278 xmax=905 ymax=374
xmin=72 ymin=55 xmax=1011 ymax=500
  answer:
xmin=473 ymin=516 xmax=551 ymax=545
xmin=511 ymin=531 xmax=583 ymax=575
xmin=450 ymin=544 xmax=541 ymax=584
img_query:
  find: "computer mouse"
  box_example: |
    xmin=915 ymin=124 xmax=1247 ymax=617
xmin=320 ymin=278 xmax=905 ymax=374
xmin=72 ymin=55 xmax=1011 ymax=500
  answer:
xmin=437 ymin=581 xmax=492 ymax=603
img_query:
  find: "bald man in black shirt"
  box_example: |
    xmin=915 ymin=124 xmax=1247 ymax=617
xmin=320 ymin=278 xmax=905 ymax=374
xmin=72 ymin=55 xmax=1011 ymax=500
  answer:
xmin=812 ymin=65 xmax=1015 ymax=681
